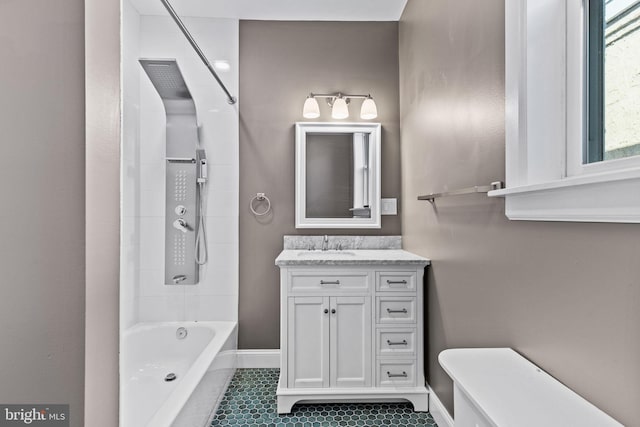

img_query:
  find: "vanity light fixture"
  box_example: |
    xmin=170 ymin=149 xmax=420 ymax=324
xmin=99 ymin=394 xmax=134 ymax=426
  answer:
xmin=302 ymin=92 xmax=378 ymax=120
xmin=331 ymin=95 xmax=349 ymax=119
xmin=360 ymin=95 xmax=378 ymax=120
xmin=302 ymin=96 xmax=321 ymax=119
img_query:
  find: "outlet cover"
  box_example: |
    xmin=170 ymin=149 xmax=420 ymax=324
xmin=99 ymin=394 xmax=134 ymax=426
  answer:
xmin=381 ymin=198 xmax=398 ymax=215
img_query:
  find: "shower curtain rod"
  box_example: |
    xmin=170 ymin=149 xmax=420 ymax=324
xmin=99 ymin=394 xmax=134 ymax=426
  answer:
xmin=160 ymin=0 xmax=238 ymax=105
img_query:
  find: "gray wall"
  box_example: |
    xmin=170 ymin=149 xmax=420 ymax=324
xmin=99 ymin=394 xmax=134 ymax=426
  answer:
xmin=0 ymin=1 xmax=85 ymax=426
xmin=399 ymin=1 xmax=640 ymax=425
xmin=239 ymin=21 xmax=401 ymax=349
xmin=85 ymin=0 xmax=120 ymax=425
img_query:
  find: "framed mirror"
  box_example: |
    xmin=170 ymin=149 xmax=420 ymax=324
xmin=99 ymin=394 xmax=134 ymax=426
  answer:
xmin=295 ymin=122 xmax=381 ymax=228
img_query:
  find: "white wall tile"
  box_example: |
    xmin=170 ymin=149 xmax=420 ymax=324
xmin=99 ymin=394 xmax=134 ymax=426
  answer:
xmin=120 ymin=216 xmax=140 ymax=248
xmin=120 ymin=247 xmax=139 ymax=328
xmin=121 ymin=244 xmax=139 ymax=273
xmin=139 ymin=16 xmax=181 ymax=60
xmin=139 ymin=268 xmax=177 ymax=297
xmin=198 ymin=110 xmax=239 ymax=165
xmin=187 ymin=243 xmax=238 ymax=296
xmin=206 ymin=165 xmax=234 ymax=191
xmin=205 ymin=189 xmax=238 ymax=217
xmin=138 ymin=217 xmax=164 ymax=270
xmin=139 ymin=108 xmax=166 ymax=164
xmin=203 ymin=216 xmax=237 ymax=244
xmin=184 ymin=295 xmax=237 ymax=322
xmin=139 ymin=162 xmax=165 ymax=192
xmin=138 ymin=295 xmax=186 ymax=322
xmin=139 ymin=189 xmax=165 ymax=217
xmin=121 ymin=0 xmax=141 ymax=330
xmin=121 ymin=173 xmax=139 ymax=218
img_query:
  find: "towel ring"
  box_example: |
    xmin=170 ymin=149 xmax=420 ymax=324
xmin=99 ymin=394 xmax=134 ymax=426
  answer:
xmin=250 ymin=193 xmax=271 ymax=216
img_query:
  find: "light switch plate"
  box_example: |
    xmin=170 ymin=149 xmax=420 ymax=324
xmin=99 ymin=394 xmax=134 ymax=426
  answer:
xmin=381 ymin=198 xmax=398 ymax=215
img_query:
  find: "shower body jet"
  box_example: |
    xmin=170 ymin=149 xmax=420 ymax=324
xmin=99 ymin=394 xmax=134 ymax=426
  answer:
xmin=139 ymin=59 xmax=207 ymax=285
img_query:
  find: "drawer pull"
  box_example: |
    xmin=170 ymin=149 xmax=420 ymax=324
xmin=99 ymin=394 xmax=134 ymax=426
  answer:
xmin=386 ymin=280 xmax=408 ymax=285
xmin=387 ymin=371 xmax=408 ymax=378
xmin=386 ymin=308 xmax=408 ymax=314
xmin=387 ymin=339 xmax=408 ymax=346
xmin=320 ymin=280 xmax=340 ymax=285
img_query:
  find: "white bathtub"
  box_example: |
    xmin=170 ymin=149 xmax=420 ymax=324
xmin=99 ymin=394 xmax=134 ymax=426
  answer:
xmin=121 ymin=321 xmax=237 ymax=427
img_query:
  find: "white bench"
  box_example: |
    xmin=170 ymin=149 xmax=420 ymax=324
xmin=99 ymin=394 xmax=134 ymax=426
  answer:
xmin=439 ymin=348 xmax=622 ymax=427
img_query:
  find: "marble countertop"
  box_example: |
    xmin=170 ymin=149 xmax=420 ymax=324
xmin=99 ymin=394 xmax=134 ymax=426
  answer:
xmin=275 ymin=249 xmax=431 ymax=266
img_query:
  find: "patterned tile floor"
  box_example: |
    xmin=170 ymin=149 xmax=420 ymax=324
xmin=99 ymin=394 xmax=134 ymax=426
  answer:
xmin=211 ymin=368 xmax=438 ymax=427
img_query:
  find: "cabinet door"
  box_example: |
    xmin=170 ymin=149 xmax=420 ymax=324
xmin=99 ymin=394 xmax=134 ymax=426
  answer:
xmin=288 ymin=296 xmax=330 ymax=388
xmin=330 ymin=296 xmax=372 ymax=388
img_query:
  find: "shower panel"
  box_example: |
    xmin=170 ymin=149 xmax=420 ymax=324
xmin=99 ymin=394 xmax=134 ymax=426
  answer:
xmin=139 ymin=59 xmax=206 ymax=285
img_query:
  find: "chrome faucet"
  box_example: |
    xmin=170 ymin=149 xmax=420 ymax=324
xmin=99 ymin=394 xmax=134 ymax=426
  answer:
xmin=172 ymin=274 xmax=187 ymax=284
xmin=173 ymin=218 xmax=189 ymax=233
xmin=322 ymin=235 xmax=329 ymax=251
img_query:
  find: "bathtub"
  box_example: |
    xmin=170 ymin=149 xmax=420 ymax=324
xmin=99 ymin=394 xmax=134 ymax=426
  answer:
xmin=121 ymin=321 xmax=237 ymax=427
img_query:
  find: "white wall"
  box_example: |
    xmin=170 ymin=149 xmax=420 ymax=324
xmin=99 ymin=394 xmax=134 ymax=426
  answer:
xmin=121 ymin=6 xmax=239 ymax=325
xmin=122 ymin=0 xmax=141 ymax=329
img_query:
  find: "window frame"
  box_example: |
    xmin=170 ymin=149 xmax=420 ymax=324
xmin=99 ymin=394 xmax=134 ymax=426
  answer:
xmin=490 ymin=0 xmax=640 ymax=223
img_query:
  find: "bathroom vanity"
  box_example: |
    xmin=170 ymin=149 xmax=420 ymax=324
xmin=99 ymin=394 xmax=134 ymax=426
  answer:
xmin=275 ymin=236 xmax=430 ymax=413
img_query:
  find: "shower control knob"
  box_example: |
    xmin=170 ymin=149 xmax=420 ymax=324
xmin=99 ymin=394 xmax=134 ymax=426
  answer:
xmin=173 ymin=218 xmax=189 ymax=233
xmin=175 ymin=205 xmax=187 ymax=216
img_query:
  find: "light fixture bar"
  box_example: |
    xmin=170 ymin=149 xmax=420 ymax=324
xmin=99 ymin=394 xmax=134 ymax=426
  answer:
xmin=310 ymin=93 xmax=371 ymax=99
xmin=303 ymin=92 xmax=378 ymax=120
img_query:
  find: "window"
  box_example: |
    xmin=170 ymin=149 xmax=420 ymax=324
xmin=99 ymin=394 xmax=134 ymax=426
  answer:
xmin=587 ymin=0 xmax=640 ymax=163
xmin=491 ymin=0 xmax=640 ymax=223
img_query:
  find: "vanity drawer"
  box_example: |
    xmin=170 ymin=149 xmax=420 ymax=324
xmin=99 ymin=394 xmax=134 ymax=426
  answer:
xmin=377 ymin=359 xmax=417 ymax=387
xmin=376 ymin=297 xmax=416 ymax=324
xmin=289 ymin=270 xmax=370 ymax=293
xmin=376 ymin=271 xmax=417 ymax=292
xmin=377 ymin=328 xmax=416 ymax=356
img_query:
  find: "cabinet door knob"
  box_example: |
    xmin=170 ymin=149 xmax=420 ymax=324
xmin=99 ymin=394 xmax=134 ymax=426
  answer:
xmin=324 ymin=309 xmax=329 ymax=314
xmin=387 ymin=371 xmax=408 ymax=378
xmin=320 ymin=280 xmax=340 ymax=285
xmin=331 ymin=308 xmax=336 ymax=314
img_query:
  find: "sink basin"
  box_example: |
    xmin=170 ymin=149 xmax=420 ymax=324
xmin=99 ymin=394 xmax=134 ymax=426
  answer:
xmin=297 ymin=250 xmax=357 ymax=257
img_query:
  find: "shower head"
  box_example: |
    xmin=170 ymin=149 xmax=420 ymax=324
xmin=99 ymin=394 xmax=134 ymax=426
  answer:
xmin=139 ymin=59 xmax=192 ymax=100
xmin=139 ymin=58 xmax=198 ymax=158
xmin=139 ymin=58 xmax=196 ymax=117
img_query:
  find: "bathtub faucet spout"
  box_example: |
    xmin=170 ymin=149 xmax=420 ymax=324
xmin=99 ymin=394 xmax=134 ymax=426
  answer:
xmin=172 ymin=274 xmax=187 ymax=284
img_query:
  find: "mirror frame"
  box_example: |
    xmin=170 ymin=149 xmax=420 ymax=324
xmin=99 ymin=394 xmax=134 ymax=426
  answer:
xmin=295 ymin=122 xmax=382 ymax=229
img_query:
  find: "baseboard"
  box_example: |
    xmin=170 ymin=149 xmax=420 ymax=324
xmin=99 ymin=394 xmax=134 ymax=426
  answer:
xmin=428 ymin=385 xmax=454 ymax=427
xmin=236 ymin=349 xmax=280 ymax=368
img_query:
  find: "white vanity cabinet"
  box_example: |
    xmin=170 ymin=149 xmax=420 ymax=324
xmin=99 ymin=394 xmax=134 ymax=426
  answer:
xmin=275 ymin=250 xmax=430 ymax=414
xmin=288 ymin=295 xmax=371 ymax=389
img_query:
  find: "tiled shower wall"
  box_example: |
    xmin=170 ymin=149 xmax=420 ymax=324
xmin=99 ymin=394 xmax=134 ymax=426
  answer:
xmin=122 ymin=0 xmax=141 ymax=329
xmin=122 ymin=3 xmax=239 ymax=327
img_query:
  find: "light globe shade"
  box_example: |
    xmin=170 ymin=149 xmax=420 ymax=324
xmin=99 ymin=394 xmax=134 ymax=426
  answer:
xmin=331 ymin=97 xmax=349 ymax=119
xmin=303 ymin=96 xmax=320 ymax=118
xmin=360 ymin=97 xmax=378 ymax=119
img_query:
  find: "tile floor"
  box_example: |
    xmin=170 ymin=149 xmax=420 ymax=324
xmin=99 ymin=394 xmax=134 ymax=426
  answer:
xmin=210 ymin=368 xmax=438 ymax=427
